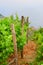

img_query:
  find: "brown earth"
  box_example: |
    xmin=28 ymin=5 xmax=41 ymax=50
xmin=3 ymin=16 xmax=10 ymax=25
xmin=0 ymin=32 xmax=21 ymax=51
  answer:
xmin=23 ymin=40 xmax=37 ymax=59
xmin=7 ymin=40 xmax=37 ymax=65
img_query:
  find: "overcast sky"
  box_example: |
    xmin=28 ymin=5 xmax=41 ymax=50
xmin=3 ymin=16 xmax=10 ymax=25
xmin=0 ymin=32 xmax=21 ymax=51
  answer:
xmin=0 ymin=0 xmax=43 ymax=28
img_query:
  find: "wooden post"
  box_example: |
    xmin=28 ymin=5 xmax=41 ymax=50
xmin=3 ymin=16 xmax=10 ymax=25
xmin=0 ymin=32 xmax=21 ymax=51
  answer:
xmin=11 ymin=24 xmax=18 ymax=65
xmin=21 ymin=16 xmax=24 ymax=58
xmin=26 ymin=28 xmax=29 ymax=44
xmin=26 ymin=17 xmax=29 ymax=44
xmin=27 ymin=17 xmax=29 ymax=24
xmin=21 ymin=16 xmax=24 ymax=34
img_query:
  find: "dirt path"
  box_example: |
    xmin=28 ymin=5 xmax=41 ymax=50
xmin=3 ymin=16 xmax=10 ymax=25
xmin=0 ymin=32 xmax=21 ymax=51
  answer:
xmin=8 ymin=40 xmax=37 ymax=65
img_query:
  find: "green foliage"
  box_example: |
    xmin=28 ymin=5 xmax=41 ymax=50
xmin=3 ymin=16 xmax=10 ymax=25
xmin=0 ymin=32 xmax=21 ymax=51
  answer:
xmin=31 ymin=27 xmax=43 ymax=64
xmin=1 ymin=15 xmax=43 ymax=65
xmin=0 ymin=15 xmax=29 ymax=65
xmin=0 ymin=17 xmax=14 ymax=65
xmin=29 ymin=61 xmax=43 ymax=65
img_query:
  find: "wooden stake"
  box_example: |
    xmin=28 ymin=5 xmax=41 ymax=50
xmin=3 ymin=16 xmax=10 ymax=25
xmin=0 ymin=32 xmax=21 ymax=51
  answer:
xmin=21 ymin=16 xmax=24 ymax=35
xmin=21 ymin=16 xmax=24 ymax=58
xmin=27 ymin=17 xmax=29 ymax=24
xmin=11 ymin=24 xmax=18 ymax=65
xmin=26 ymin=28 xmax=29 ymax=44
xmin=26 ymin=17 xmax=29 ymax=44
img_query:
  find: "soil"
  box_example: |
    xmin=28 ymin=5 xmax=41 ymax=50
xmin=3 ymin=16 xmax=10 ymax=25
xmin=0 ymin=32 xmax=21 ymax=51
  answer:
xmin=7 ymin=40 xmax=37 ymax=65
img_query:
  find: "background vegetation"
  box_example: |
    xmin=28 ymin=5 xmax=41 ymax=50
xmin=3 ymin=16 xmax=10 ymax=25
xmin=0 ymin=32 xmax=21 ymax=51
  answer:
xmin=0 ymin=15 xmax=43 ymax=65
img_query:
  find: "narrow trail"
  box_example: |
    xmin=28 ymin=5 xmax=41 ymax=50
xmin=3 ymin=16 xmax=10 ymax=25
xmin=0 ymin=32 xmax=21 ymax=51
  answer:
xmin=8 ymin=41 xmax=37 ymax=65
xmin=18 ymin=41 xmax=37 ymax=65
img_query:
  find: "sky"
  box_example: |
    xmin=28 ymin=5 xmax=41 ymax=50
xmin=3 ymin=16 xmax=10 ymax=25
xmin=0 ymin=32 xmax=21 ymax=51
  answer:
xmin=0 ymin=0 xmax=43 ymax=28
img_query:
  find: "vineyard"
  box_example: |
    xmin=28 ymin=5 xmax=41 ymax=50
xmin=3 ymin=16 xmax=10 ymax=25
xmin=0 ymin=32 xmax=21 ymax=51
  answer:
xmin=0 ymin=15 xmax=43 ymax=65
